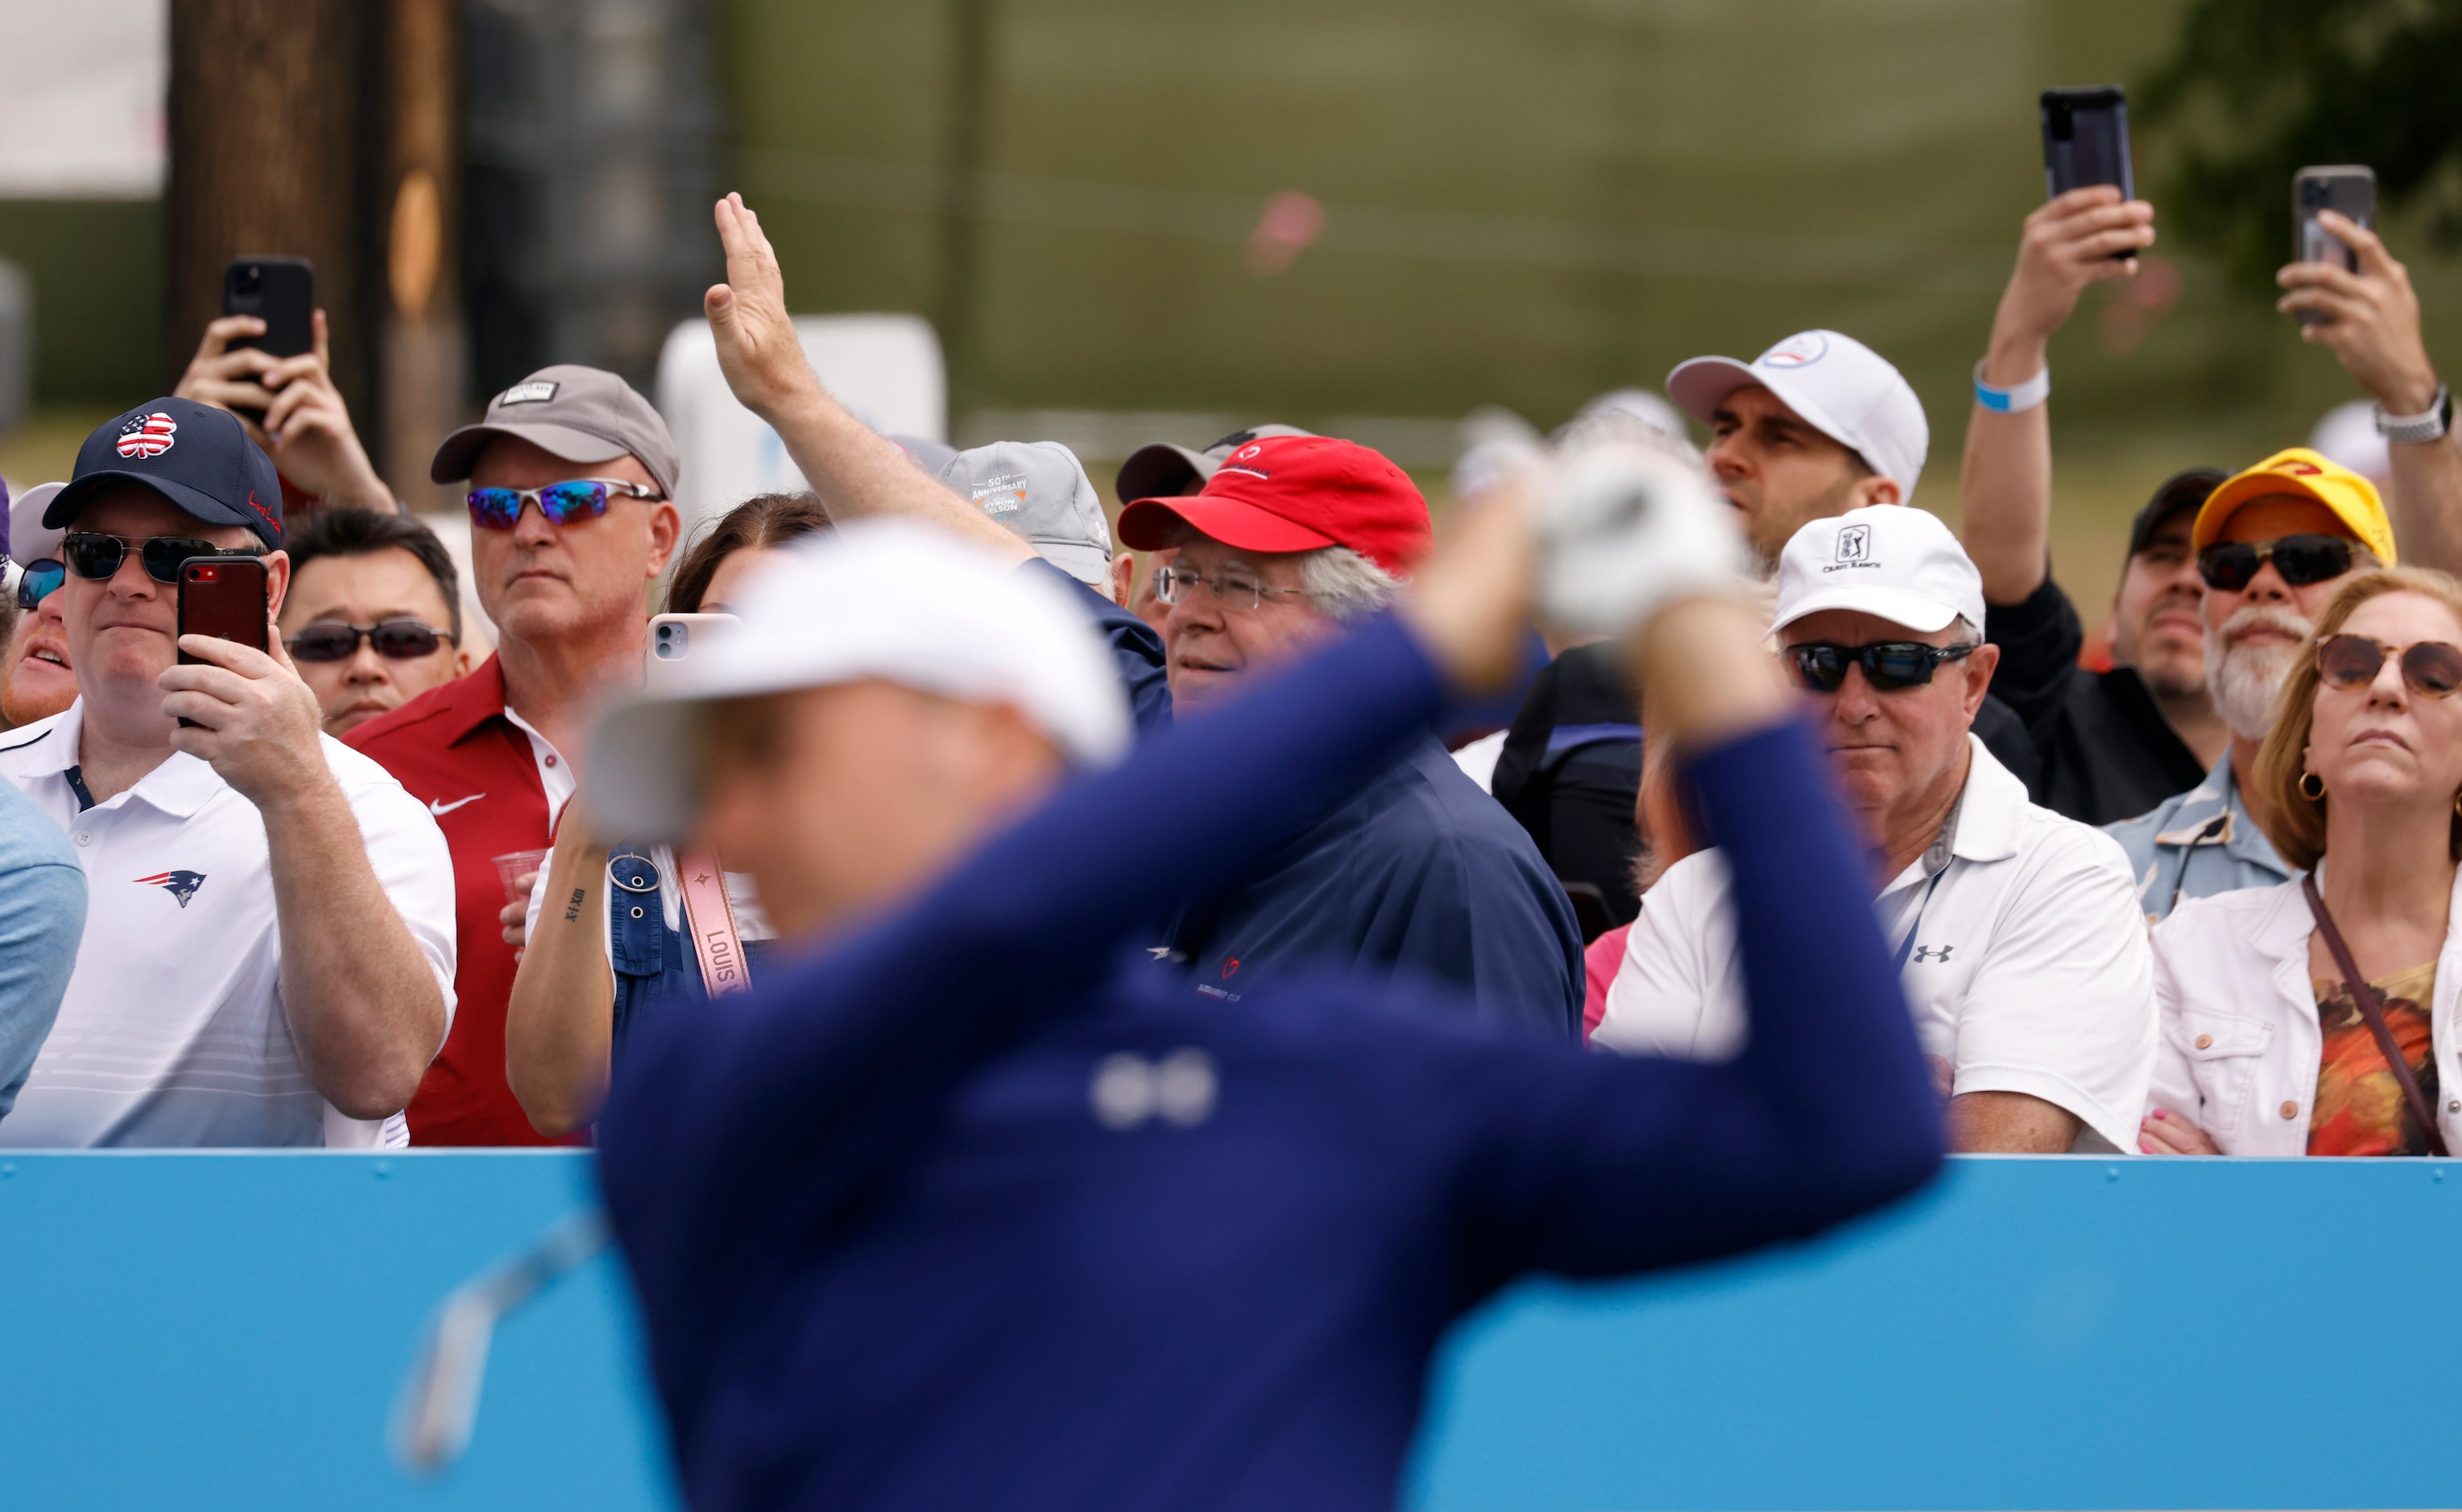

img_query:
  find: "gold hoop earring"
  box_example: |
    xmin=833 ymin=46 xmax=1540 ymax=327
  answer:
xmin=2299 ymin=772 xmax=2326 ymax=801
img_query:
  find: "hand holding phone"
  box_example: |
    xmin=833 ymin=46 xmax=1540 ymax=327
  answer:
xmin=174 ymin=556 xmax=270 ymax=728
xmin=2291 ymin=166 xmax=2377 ymax=325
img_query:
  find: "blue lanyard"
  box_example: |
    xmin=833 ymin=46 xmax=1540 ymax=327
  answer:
xmin=1890 ymin=867 xmax=1947 ymax=973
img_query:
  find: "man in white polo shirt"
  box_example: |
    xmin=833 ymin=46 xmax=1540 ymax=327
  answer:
xmin=1595 ymin=505 xmax=2155 ymax=1152
xmin=0 ymin=398 xmax=454 ymax=1147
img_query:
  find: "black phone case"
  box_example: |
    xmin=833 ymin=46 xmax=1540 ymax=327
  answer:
xmin=2040 ymin=86 xmax=2134 ymax=205
xmin=221 ymin=256 xmax=316 ymax=360
xmin=176 ymin=558 xmax=271 ymax=729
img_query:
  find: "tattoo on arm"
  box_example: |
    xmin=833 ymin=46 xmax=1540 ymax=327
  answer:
xmin=563 ymin=888 xmax=586 ymax=923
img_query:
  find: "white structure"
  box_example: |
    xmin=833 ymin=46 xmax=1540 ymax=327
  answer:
xmin=654 ymin=314 xmax=945 ymax=547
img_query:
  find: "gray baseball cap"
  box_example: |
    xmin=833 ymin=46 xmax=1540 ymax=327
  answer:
xmin=939 ymin=440 xmax=1112 ymax=587
xmin=430 ymin=364 xmax=681 ymax=497
xmin=1112 ymin=423 xmax=1315 ymax=503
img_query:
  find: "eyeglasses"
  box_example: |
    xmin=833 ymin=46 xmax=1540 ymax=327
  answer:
xmin=1152 ymin=564 xmax=1322 ymax=613
xmin=466 ymin=478 xmax=664 ymax=531
xmin=1787 ymin=641 xmax=1980 ymax=694
xmin=286 ymin=618 xmax=456 ymax=663
xmin=61 ymin=532 xmax=259 ymax=585
xmin=14 ymin=558 xmax=64 ymax=610
xmin=2315 ymin=634 xmax=2462 ymax=699
xmin=2196 ymin=534 xmax=2355 ymax=592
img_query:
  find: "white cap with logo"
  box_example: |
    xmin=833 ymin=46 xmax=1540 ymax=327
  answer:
xmin=1769 ymin=505 xmax=1984 ymax=638
xmin=1666 ymin=329 xmax=1929 ymax=502
xmin=586 ymin=519 xmax=1132 ymax=842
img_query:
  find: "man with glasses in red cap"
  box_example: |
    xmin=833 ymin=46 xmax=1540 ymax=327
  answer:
xmin=1113 ymin=435 xmax=1584 ymax=1034
xmin=346 ymin=365 xmax=682 ymax=1144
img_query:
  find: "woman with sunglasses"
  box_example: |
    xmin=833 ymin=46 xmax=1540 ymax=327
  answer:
xmin=2143 ymin=568 xmax=2462 ymax=1157
xmin=2 ymin=483 xmax=77 ymax=731
xmin=503 ymin=493 xmax=829 ymax=1138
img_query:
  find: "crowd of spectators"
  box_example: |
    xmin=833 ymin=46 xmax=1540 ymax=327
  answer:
xmin=0 ymin=170 xmax=2458 ymax=1179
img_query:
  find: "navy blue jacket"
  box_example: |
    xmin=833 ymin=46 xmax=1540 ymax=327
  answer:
xmin=597 ymin=614 xmax=1940 ymax=1512
xmin=1159 ymin=734 xmax=1583 ymax=1036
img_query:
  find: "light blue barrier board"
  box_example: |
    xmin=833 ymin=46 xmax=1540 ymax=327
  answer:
xmin=3 ymin=1152 xmax=2455 ymax=1510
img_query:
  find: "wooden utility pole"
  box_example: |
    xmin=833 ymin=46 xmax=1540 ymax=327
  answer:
xmin=165 ymin=0 xmax=374 ymax=418
xmin=383 ymin=0 xmax=466 ymax=510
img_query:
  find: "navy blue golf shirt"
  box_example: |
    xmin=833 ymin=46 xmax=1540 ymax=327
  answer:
xmin=598 ymin=613 xmax=1940 ymax=1512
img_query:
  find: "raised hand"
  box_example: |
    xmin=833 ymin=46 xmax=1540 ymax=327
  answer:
xmin=1987 ymin=185 xmax=2155 ymax=374
xmin=705 ymin=192 xmax=821 ymax=421
xmin=159 ymin=628 xmax=332 ymax=810
xmin=176 ymin=311 xmax=393 ymax=511
xmin=2278 ymin=209 xmax=2440 ymax=415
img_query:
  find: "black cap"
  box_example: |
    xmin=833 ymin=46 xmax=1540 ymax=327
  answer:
xmin=2125 ymin=467 xmax=2227 ymax=560
xmin=47 ymin=397 xmax=284 ymax=548
xmin=1112 ymin=423 xmax=1317 ymax=503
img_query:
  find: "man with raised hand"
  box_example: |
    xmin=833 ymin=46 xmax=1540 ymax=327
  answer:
xmin=1598 ymin=505 xmax=2156 ymax=1154
xmin=1957 ymin=187 xmax=2225 ymax=824
xmin=0 ymin=399 xmax=452 ymax=1146
xmin=586 ymin=450 xmax=1940 ymax=1512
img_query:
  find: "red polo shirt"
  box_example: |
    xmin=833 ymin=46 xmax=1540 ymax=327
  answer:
xmin=345 ymin=656 xmax=580 ymax=1146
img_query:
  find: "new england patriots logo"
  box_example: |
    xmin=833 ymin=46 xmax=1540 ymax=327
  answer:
xmin=134 ymin=870 xmax=207 ymax=908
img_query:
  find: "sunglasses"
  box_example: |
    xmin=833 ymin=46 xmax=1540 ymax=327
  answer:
xmin=62 ymin=532 xmax=259 ymax=585
xmin=14 ymin=558 xmax=64 ymax=610
xmin=465 ymin=478 xmax=664 ymax=531
xmin=2196 ymin=534 xmax=2354 ymax=592
xmin=285 ymin=618 xmax=455 ymax=663
xmin=1788 ymin=641 xmax=1980 ymax=694
xmin=2315 ymin=633 xmax=2462 ymax=698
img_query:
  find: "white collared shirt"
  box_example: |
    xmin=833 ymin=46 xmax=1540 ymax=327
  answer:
xmin=1595 ymin=736 xmax=2158 ymax=1151
xmin=0 ymin=701 xmax=457 ymax=1147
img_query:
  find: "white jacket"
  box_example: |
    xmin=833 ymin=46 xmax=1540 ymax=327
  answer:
xmin=2148 ymin=864 xmax=2462 ymax=1155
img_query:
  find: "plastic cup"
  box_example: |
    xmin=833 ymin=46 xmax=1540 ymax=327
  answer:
xmin=493 ymin=849 xmax=552 ymax=905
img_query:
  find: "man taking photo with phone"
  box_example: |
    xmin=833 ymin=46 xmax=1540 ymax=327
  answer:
xmin=0 ymin=398 xmax=454 ymax=1146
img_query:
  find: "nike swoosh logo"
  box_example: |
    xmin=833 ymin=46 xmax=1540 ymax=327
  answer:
xmin=428 ymin=793 xmax=485 ymax=816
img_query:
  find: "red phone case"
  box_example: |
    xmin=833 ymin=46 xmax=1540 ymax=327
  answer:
xmin=176 ymin=558 xmax=269 ymax=729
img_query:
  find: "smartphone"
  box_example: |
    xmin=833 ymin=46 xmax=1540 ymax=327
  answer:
xmin=2294 ymin=165 xmax=2377 ymax=314
xmin=176 ymin=556 xmax=271 ymax=728
xmin=221 ymin=256 xmax=315 ymax=361
xmin=2040 ymin=86 xmax=2134 ymax=223
xmin=645 ymin=612 xmax=742 ymax=694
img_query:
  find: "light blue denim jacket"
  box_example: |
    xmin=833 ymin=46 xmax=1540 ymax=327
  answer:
xmin=2102 ymin=753 xmax=2295 ymax=924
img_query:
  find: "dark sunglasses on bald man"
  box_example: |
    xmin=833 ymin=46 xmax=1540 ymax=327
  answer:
xmin=2196 ymin=534 xmax=2354 ymax=593
xmin=1787 ymin=641 xmax=1979 ymax=694
xmin=466 ymin=477 xmax=664 ymax=531
xmin=62 ymin=531 xmax=259 ymax=585
xmin=2315 ymin=634 xmax=2462 ymax=698
xmin=285 ymin=618 xmax=456 ymax=663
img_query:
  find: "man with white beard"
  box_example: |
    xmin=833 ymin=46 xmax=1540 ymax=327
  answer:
xmin=2107 ymin=448 xmax=2394 ymax=919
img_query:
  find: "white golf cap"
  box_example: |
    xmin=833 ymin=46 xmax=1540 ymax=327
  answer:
xmin=1666 ymin=329 xmax=1928 ymax=502
xmin=586 ymin=518 xmax=1132 ymax=842
xmin=1769 ymin=505 xmax=1984 ymax=638
xmin=10 ymin=481 xmax=65 ymax=564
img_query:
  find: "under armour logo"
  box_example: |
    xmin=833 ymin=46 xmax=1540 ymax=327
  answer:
xmin=1089 ymin=1049 xmax=1219 ymax=1130
xmin=1911 ymin=944 xmax=1954 ymax=964
xmin=134 ymin=870 xmax=207 ymax=908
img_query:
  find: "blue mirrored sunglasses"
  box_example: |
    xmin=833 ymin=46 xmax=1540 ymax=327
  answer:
xmin=465 ymin=477 xmax=664 ymax=531
xmin=14 ymin=558 xmax=64 ymax=611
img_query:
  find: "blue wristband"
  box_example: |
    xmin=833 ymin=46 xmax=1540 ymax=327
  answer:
xmin=1973 ymin=360 xmax=2050 ymax=415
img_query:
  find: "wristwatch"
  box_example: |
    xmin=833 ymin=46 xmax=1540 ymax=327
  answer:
xmin=2375 ymin=383 xmax=2452 ymax=444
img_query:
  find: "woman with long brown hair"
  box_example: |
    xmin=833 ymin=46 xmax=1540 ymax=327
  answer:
xmin=503 ymin=493 xmax=829 ymax=1137
xmin=2143 ymin=567 xmax=2462 ymax=1156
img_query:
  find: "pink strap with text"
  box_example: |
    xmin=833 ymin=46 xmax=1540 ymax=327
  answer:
xmin=677 ymin=849 xmax=751 ymax=998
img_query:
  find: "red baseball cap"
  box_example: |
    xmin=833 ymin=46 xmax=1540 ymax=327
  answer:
xmin=1116 ymin=435 xmax=1431 ymax=576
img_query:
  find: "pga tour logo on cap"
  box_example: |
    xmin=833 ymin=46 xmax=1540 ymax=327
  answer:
xmin=116 ymin=411 xmax=178 ymax=459
xmin=1758 ymin=332 xmax=1830 ymax=370
xmin=1835 ymin=523 xmax=1872 ymax=564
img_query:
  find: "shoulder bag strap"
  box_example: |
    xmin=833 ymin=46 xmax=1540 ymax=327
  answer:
xmin=676 ymin=849 xmax=752 ymax=998
xmin=2302 ymin=872 xmax=2448 ymax=1156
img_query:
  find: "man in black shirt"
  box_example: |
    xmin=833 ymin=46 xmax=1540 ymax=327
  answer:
xmin=1960 ymin=188 xmax=2230 ymax=824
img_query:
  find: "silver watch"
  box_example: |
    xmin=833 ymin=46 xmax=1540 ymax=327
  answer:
xmin=2375 ymin=383 xmax=2452 ymax=444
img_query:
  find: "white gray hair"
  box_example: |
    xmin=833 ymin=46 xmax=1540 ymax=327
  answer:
xmin=1298 ymin=545 xmax=1403 ymax=622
